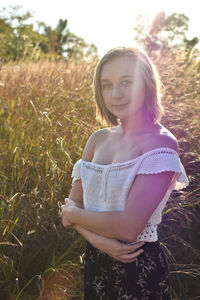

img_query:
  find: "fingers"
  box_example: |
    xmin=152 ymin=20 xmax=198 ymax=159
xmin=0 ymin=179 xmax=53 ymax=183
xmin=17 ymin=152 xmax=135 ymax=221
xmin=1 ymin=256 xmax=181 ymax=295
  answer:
xmin=61 ymin=204 xmax=68 ymax=211
xmin=121 ymin=248 xmax=144 ymax=260
xmin=64 ymin=198 xmax=78 ymax=207
xmin=125 ymin=241 xmax=145 ymax=250
xmin=61 ymin=200 xmax=76 ymax=212
xmin=61 ymin=208 xmax=74 ymax=228
xmin=115 ymin=248 xmax=144 ymax=263
xmin=118 ymin=241 xmax=145 ymax=255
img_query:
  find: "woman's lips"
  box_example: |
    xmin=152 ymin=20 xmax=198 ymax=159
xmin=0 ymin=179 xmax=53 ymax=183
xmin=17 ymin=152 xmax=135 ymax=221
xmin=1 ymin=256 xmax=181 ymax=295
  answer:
xmin=112 ymin=103 xmax=129 ymax=108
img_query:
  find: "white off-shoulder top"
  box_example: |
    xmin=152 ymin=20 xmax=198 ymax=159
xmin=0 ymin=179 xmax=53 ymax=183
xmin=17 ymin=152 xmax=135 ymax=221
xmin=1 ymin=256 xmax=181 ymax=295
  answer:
xmin=71 ymin=147 xmax=189 ymax=242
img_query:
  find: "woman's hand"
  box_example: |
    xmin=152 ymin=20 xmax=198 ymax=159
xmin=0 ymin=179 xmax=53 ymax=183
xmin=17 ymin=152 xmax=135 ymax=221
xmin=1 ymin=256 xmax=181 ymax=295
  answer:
xmin=61 ymin=198 xmax=76 ymax=228
xmin=62 ymin=200 xmax=145 ymax=263
xmin=74 ymin=224 xmax=145 ymax=264
xmin=93 ymin=235 xmax=145 ymax=263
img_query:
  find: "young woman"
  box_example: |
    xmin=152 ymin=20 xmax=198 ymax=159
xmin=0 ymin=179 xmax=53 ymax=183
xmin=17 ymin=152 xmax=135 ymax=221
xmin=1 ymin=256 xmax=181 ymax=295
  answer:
xmin=61 ymin=47 xmax=189 ymax=299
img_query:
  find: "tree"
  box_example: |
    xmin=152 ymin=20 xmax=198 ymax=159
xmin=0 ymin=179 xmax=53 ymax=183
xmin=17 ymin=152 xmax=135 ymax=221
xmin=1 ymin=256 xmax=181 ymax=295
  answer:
xmin=133 ymin=12 xmax=199 ymax=57
xmin=0 ymin=5 xmax=45 ymax=60
xmin=39 ymin=19 xmax=98 ymax=60
xmin=0 ymin=5 xmax=98 ymax=61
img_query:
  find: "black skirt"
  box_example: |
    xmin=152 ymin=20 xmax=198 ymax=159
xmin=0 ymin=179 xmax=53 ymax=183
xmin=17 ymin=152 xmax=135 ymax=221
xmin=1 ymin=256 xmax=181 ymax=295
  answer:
xmin=84 ymin=241 xmax=171 ymax=300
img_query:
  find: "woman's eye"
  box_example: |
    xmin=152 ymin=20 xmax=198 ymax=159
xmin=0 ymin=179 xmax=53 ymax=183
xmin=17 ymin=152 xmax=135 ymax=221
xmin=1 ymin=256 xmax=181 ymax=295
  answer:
xmin=121 ymin=80 xmax=132 ymax=86
xmin=101 ymin=83 xmax=112 ymax=90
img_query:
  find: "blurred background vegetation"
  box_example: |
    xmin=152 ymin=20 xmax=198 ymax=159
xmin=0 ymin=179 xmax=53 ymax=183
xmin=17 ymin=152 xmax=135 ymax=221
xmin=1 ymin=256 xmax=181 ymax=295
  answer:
xmin=0 ymin=5 xmax=98 ymax=61
xmin=0 ymin=5 xmax=200 ymax=300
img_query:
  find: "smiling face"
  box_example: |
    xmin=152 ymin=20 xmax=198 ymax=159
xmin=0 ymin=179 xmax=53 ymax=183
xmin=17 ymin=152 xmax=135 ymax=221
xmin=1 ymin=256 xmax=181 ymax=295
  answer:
xmin=100 ymin=55 xmax=145 ymax=121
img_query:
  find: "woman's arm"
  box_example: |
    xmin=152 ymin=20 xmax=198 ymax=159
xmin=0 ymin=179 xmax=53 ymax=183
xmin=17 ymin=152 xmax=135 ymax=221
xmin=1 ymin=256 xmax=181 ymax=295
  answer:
xmin=64 ymin=182 xmax=145 ymax=263
xmin=62 ymin=170 xmax=175 ymax=242
xmin=74 ymin=224 xmax=145 ymax=263
xmin=63 ymin=198 xmax=145 ymax=263
xmin=64 ymin=129 xmax=98 ymax=211
xmin=67 ymin=179 xmax=84 ymax=208
xmin=61 ymin=180 xmax=83 ymax=229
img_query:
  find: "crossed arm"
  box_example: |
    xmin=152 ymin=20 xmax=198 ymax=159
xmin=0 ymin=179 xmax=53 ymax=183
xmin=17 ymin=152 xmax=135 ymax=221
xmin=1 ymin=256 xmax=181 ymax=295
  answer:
xmin=62 ymin=170 xmax=175 ymax=242
xmin=61 ymin=170 xmax=175 ymax=262
xmin=62 ymin=179 xmax=145 ymax=263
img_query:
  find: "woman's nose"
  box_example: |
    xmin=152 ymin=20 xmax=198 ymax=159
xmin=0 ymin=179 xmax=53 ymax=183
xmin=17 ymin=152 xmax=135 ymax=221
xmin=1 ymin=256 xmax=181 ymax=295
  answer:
xmin=111 ymin=85 xmax=122 ymax=98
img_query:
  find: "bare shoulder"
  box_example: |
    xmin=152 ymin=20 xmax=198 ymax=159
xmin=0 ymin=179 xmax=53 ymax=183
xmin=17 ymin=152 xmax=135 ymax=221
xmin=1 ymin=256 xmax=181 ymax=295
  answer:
xmin=154 ymin=134 xmax=179 ymax=152
xmin=143 ymin=126 xmax=179 ymax=154
xmin=82 ymin=128 xmax=110 ymax=161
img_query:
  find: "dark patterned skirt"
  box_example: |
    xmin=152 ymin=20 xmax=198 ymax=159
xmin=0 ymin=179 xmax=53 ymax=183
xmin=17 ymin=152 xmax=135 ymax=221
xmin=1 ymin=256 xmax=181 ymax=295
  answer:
xmin=84 ymin=241 xmax=171 ymax=300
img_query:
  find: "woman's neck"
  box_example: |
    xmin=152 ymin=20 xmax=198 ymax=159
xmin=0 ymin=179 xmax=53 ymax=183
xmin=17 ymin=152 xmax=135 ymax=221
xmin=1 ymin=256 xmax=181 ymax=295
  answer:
xmin=118 ymin=113 xmax=159 ymax=138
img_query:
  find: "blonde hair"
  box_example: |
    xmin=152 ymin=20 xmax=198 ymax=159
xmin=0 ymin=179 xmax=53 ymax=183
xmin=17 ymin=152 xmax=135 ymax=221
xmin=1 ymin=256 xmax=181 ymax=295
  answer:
xmin=93 ymin=47 xmax=164 ymax=125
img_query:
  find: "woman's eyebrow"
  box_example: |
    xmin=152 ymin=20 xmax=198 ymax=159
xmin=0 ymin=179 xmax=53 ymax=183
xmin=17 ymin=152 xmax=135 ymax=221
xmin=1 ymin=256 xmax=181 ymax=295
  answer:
xmin=120 ymin=75 xmax=134 ymax=79
xmin=101 ymin=75 xmax=134 ymax=82
xmin=101 ymin=79 xmax=110 ymax=82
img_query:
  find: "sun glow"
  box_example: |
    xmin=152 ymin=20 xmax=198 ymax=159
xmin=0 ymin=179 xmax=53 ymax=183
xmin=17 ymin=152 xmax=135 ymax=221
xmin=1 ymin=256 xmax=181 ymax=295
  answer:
xmin=1 ymin=0 xmax=199 ymax=56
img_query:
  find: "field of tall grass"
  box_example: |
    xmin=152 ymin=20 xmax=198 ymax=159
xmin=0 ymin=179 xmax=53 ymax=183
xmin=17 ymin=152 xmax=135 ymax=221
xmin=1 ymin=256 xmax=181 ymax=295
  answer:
xmin=0 ymin=50 xmax=200 ymax=299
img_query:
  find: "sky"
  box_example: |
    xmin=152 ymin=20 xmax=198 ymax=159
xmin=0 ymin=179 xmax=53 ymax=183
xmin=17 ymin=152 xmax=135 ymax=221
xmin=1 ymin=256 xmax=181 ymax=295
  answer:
xmin=1 ymin=0 xmax=199 ymax=57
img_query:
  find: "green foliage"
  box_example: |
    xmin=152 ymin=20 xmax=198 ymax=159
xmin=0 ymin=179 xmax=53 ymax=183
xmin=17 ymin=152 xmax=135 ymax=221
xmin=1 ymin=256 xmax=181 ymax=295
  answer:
xmin=163 ymin=13 xmax=189 ymax=41
xmin=134 ymin=12 xmax=199 ymax=57
xmin=0 ymin=5 xmax=98 ymax=62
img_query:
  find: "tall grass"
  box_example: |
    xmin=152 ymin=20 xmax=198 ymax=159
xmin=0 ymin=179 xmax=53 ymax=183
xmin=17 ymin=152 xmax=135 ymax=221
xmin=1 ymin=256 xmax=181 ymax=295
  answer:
xmin=0 ymin=51 xmax=199 ymax=299
xmin=0 ymin=59 xmax=98 ymax=299
xmin=155 ymin=50 xmax=200 ymax=299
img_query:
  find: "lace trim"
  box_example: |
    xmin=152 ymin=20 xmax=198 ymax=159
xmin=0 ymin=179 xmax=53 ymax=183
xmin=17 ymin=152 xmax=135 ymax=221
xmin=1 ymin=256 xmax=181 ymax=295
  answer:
xmin=147 ymin=150 xmax=176 ymax=156
xmin=123 ymin=222 xmax=158 ymax=243
xmin=82 ymin=161 xmax=137 ymax=172
xmin=81 ymin=147 xmax=178 ymax=172
xmin=72 ymin=177 xmax=81 ymax=184
xmin=137 ymin=168 xmax=178 ymax=175
xmin=82 ymin=162 xmax=103 ymax=173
